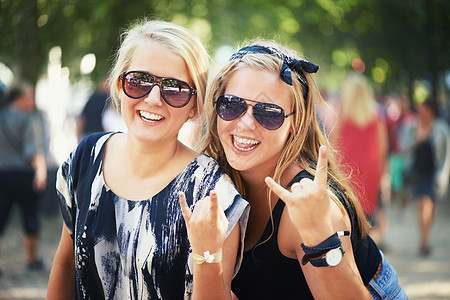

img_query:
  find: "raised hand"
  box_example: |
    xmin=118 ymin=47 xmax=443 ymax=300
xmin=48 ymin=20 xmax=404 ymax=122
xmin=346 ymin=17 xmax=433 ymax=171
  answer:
xmin=179 ymin=191 xmax=229 ymax=255
xmin=265 ymin=145 xmax=334 ymax=245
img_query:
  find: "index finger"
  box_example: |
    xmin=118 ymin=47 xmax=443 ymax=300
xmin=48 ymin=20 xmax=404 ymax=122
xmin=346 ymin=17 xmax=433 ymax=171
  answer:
xmin=179 ymin=192 xmax=192 ymax=223
xmin=314 ymin=145 xmax=328 ymax=186
xmin=209 ymin=190 xmax=220 ymax=222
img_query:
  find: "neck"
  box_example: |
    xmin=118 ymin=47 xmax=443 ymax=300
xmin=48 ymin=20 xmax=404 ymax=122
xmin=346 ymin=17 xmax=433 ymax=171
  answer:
xmin=419 ymin=116 xmax=434 ymax=127
xmin=241 ymin=168 xmax=271 ymax=191
xmin=241 ymin=168 xmax=276 ymax=210
xmin=124 ymin=134 xmax=183 ymax=178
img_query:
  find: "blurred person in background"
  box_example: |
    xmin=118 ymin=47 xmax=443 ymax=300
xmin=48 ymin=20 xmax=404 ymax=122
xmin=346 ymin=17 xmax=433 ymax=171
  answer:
xmin=332 ymin=73 xmax=389 ymax=248
xmin=400 ymin=99 xmax=450 ymax=256
xmin=0 ymin=80 xmax=6 ymax=109
xmin=76 ymin=77 xmax=109 ymax=141
xmin=385 ymin=94 xmax=415 ymax=207
xmin=0 ymin=82 xmax=47 ymax=273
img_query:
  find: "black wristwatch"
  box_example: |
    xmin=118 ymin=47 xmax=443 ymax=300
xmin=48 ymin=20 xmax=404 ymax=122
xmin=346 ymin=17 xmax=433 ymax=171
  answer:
xmin=309 ymin=245 xmax=345 ymax=267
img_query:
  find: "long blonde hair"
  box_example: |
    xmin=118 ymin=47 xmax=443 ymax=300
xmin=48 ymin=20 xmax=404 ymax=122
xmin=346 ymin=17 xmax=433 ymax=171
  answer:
xmin=340 ymin=72 xmax=377 ymax=128
xmin=108 ymin=18 xmax=209 ymax=120
xmin=200 ymin=39 xmax=370 ymax=237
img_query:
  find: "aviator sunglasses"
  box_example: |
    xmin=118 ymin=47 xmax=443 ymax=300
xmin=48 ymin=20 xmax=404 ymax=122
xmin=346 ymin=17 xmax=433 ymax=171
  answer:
xmin=215 ymin=94 xmax=294 ymax=130
xmin=119 ymin=71 xmax=196 ymax=108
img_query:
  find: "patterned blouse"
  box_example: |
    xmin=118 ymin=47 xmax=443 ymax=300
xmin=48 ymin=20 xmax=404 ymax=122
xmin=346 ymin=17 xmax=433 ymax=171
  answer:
xmin=56 ymin=132 xmax=249 ymax=299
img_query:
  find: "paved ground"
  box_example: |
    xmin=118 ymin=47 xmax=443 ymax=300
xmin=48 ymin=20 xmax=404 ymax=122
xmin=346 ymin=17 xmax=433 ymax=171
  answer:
xmin=0 ymin=195 xmax=449 ymax=299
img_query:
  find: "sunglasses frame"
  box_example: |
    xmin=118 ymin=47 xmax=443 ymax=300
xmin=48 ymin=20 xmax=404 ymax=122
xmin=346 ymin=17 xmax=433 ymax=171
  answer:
xmin=215 ymin=94 xmax=295 ymax=130
xmin=119 ymin=70 xmax=197 ymax=108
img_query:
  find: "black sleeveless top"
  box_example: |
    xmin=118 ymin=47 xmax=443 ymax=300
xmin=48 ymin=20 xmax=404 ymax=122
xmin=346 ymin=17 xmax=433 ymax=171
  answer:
xmin=232 ymin=170 xmax=381 ymax=299
xmin=412 ymin=138 xmax=435 ymax=173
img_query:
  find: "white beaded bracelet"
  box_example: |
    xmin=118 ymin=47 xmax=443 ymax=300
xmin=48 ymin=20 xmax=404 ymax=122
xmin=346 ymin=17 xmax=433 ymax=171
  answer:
xmin=192 ymin=250 xmax=222 ymax=264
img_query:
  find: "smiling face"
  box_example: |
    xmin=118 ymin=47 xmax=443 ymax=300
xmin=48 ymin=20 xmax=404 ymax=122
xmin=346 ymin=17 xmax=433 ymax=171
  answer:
xmin=217 ymin=67 xmax=293 ymax=178
xmin=119 ymin=40 xmax=196 ymax=145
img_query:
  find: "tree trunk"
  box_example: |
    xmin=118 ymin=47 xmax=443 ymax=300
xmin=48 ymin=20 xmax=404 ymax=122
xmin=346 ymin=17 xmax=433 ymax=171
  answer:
xmin=18 ymin=0 xmax=40 ymax=85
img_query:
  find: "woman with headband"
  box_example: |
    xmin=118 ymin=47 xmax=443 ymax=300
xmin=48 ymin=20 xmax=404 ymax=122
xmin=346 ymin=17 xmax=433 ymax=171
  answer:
xmin=47 ymin=20 xmax=249 ymax=299
xmin=201 ymin=40 xmax=407 ymax=299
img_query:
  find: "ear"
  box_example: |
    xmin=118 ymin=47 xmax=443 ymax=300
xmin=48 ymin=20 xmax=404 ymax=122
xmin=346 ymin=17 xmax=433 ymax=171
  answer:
xmin=116 ymin=76 xmax=122 ymax=95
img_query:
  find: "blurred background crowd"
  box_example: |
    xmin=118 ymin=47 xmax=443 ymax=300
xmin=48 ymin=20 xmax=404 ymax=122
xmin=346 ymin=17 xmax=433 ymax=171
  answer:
xmin=0 ymin=0 xmax=449 ymax=299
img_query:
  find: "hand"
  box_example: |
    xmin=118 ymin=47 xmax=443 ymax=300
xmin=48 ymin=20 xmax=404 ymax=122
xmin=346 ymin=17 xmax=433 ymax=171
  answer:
xmin=265 ymin=145 xmax=334 ymax=245
xmin=33 ymin=168 xmax=47 ymax=192
xmin=179 ymin=191 xmax=228 ymax=255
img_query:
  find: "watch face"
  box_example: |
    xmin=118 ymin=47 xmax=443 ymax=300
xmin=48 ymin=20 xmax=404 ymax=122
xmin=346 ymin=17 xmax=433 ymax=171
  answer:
xmin=326 ymin=248 xmax=343 ymax=266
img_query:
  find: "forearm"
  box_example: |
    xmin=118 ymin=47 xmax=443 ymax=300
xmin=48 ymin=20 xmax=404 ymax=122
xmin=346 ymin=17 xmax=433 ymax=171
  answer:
xmin=298 ymin=198 xmax=371 ymax=299
xmin=32 ymin=153 xmax=47 ymax=191
xmin=191 ymin=226 xmax=240 ymax=300
xmin=47 ymin=260 xmax=75 ymax=300
xmin=192 ymin=262 xmax=231 ymax=300
xmin=32 ymin=153 xmax=47 ymax=173
xmin=47 ymin=224 xmax=75 ymax=300
xmin=304 ymin=260 xmax=372 ymax=299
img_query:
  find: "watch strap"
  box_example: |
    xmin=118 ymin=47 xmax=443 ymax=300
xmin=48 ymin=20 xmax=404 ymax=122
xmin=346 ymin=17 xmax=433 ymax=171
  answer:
xmin=309 ymin=246 xmax=345 ymax=267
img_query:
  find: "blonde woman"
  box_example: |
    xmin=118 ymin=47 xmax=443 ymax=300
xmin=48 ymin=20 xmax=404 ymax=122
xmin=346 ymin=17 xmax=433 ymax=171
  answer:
xmin=47 ymin=20 xmax=249 ymax=299
xmin=333 ymin=73 xmax=389 ymax=245
xmin=201 ymin=41 xmax=407 ymax=299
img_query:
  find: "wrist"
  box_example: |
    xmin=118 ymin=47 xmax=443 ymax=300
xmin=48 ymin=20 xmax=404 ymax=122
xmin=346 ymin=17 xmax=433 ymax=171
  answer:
xmin=192 ymin=249 xmax=222 ymax=264
xmin=299 ymin=224 xmax=335 ymax=246
xmin=301 ymin=231 xmax=350 ymax=267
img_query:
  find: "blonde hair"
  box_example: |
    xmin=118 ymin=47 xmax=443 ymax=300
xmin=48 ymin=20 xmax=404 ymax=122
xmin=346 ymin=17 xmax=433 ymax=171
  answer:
xmin=108 ymin=19 xmax=209 ymax=120
xmin=200 ymin=39 xmax=370 ymax=237
xmin=340 ymin=73 xmax=377 ymax=127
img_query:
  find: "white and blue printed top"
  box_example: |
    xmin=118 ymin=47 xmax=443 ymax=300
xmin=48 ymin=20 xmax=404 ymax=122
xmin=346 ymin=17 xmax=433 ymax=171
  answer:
xmin=56 ymin=132 xmax=249 ymax=300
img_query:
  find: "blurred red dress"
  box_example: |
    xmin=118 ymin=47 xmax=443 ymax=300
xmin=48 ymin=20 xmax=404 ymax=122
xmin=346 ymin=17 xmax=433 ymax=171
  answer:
xmin=337 ymin=118 xmax=382 ymax=216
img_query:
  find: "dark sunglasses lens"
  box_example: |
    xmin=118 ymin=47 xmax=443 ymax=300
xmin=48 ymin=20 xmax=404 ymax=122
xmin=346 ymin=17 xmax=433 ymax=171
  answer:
xmin=161 ymin=79 xmax=192 ymax=107
xmin=123 ymin=72 xmax=154 ymax=98
xmin=253 ymin=103 xmax=285 ymax=130
xmin=216 ymin=95 xmax=246 ymax=121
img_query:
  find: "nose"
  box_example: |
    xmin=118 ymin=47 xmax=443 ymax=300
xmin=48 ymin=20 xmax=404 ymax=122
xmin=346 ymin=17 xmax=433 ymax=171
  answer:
xmin=143 ymin=84 xmax=163 ymax=106
xmin=236 ymin=105 xmax=257 ymax=131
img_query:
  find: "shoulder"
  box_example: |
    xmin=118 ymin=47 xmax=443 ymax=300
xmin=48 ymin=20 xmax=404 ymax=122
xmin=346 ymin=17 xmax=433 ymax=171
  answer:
xmin=63 ymin=132 xmax=115 ymax=177
xmin=76 ymin=132 xmax=115 ymax=157
xmin=3 ymin=108 xmax=29 ymax=121
xmin=190 ymin=154 xmax=245 ymax=204
xmin=433 ymin=119 xmax=450 ymax=135
xmin=80 ymin=131 xmax=115 ymax=147
xmin=188 ymin=154 xmax=228 ymax=179
xmin=194 ymin=153 xmax=219 ymax=167
xmin=286 ymin=169 xmax=313 ymax=186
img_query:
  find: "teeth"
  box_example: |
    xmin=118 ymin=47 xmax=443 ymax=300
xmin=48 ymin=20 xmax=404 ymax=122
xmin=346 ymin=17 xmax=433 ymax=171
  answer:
xmin=140 ymin=111 xmax=163 ymax=121
xmin=234 ymin=135 xmax=259 ymax=145
xmin=233 ymin=135 xmax=260 ymax=151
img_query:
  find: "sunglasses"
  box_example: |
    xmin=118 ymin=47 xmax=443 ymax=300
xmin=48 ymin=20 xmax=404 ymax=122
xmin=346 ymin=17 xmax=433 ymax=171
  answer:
xmin=119 ymin=71 xmax=196 ymax=108
xmin=215 ymin=94 xmax=294 ymax=130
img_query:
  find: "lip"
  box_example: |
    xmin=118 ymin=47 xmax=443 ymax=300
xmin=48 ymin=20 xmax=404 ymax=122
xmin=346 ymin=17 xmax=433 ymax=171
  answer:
xmin=138 ymin=110 xmax=164 ymax=124
xmin=231 ymin=134 xmax=260 ymax=153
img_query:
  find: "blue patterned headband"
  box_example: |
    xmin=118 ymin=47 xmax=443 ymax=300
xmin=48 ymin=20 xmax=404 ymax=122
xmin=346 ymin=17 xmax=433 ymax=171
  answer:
xmin=229 ymin=45 xmax=319 ymax=100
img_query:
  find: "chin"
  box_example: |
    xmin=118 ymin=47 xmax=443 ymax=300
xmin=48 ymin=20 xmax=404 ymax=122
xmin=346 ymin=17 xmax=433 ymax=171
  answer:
xmin=225 ymin=155 xmax=250 ymax=172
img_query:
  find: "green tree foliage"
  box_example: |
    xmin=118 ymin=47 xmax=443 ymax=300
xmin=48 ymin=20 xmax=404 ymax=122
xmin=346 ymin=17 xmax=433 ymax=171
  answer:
xmin=1 ymin=0 xmax=448 ymax=108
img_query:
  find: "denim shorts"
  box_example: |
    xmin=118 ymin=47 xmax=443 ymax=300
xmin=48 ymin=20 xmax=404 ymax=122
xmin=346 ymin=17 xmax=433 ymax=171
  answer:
xmin=368 ymin=251 xmax=409 ymax=299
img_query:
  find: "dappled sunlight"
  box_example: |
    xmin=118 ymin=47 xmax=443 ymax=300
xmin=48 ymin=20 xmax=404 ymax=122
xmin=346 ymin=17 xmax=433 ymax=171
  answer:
xmin=404 ymin=281 xmax=450 ymax=298
xmin=0 ymin=287 xmax=47 ymax=299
